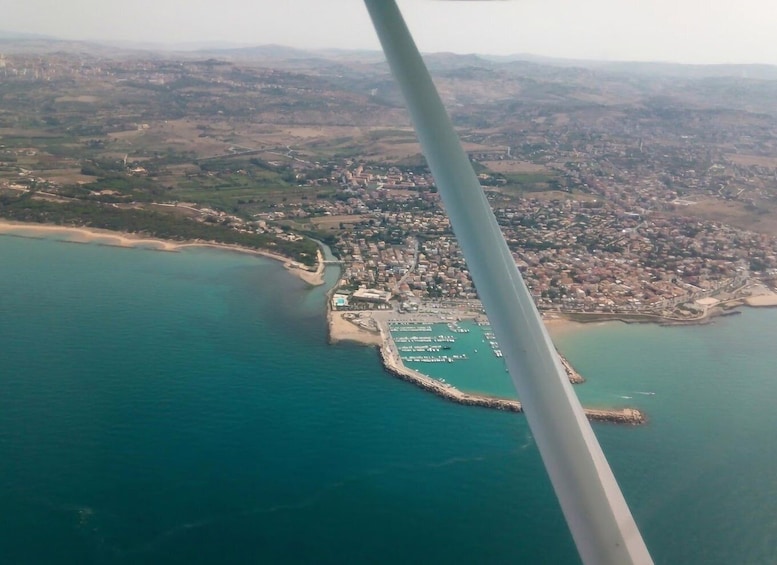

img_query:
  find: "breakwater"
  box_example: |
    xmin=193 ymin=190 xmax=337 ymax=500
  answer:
xmin=378 ymin=332 xmax=645 ymax=425
xmin=559 ymin=353 xmax=585 ymax=384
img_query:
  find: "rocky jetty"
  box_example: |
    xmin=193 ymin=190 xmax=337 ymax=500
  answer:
xmin=379 ymin=338 xmax=645 ymax=426
xmin=559 ymin=353 xmax=585 ymax=384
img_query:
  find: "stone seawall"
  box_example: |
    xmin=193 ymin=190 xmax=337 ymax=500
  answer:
xmin=559 ymin=353 xmax=585 ymax=384
xmin=379 ymin=338 xmax=645 ymax=426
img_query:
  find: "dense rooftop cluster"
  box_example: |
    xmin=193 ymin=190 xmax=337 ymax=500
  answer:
xmin=305 ymin=162 xmax=777 ymax=314
xmin=3 ymin=48 xmax=777 ymax=317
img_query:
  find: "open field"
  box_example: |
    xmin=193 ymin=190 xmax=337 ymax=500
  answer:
xmin=481 ymin=160 xmax=548 ymax=174
xmin=485 ymin=171 xmax=561 ymax=194
xmin=310 ymin=214 xmax=369 ymax=231
xmin=107 ymin=119 xmax=230 ymax=157
xmin=725 ymin=153 xmax=777 ymax=167
xmin=672 ymin=199 xmax=777 ymax=236
xmin=489 ymin=188 xmax=600 ymax=202
xmin=36 ymin=168 xmax=94 ymax=185
xmin=54 ymin=95 xmax=100 ymax=103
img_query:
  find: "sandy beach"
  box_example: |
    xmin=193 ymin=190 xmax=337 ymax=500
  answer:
xmin=328 ymin=311 xmax=383 ymax=346
xmin=286 ymin=250 xmax=325 ymax=286
xmin=542 ymin=315 xmax=598 ymax=338
xmin=745 ymin=295 xmax=777 ymax=307
xmin=0 ymin=220 xmax=325 ymax=286
xmin=743 ymin=285 xmax=777 ymax=307
xmin=0 ymin=220 xmax=180 ymax=250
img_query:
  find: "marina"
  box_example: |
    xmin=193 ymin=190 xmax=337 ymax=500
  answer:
xmin=379 ymin=327 xmax=645 ymax=425
xmin=386 ymin=319 xmax=588 ymax=399
xmin=397 ymin=345 xmax=443 ymax=352
xmin=390 ymin=325 xmax=433 ymax=332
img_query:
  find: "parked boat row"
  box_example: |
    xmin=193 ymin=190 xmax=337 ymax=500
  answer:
xmin=447 ymin=322 xmax=470 ymax=333
xmin=398 ymin=345 xmax=444 ymax=352
xmin=392 ymin=336 xmax=433 ymax=343
xmin=392 ymin=335 xmax=456 ymax=343
xmin=390 ymin=325 xmax=433 ymax=332
xmin=484 ymin=334 xmax=504 ymax=359
xmin=402 ymin=354 xmax=469 ymax=363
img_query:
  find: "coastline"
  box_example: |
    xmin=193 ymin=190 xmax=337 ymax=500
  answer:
xmin=328 ymin=311 xmax=383 ymax=346
xmin=326 ymin=286 xmax=775 ymax=421
xmin=546 ymin=284 xmax=777 ymax=328
xmin=7 ymin=217 xmax=770 ymax=425
xmin=0 ymin=219 xmax=326 ymax=286
xmin=329 ymin=290 xmax=776 ymax=420
xmin=542 ymin=314 xmax=597 ymax=338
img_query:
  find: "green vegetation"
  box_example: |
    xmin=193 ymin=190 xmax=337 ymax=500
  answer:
xmin=0 ymin=195 xmax=318 ymax=267
xmin=487 ymin=171 xmax=561 ymax=192
xmin=365 ymin=129 xmax=417 ymax=143
xmin=161 ymin=156 xmax=314 ymax=210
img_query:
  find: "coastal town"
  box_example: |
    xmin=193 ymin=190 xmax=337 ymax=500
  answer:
xmin=301 ymin=160 xmax=777 ymax=319
xmin=4 ymin=47 xmax=777 ymax=319
xmin=6 ymin=144 xmax=777 ymax=318
xmin=3 ymin=45 xmax=777 ymax=420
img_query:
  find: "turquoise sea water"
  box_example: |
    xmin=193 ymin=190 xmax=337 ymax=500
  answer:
xmin=2 ymin=234 xmax=777 ymax=564
xmin=394 ymin=320 xmax=518 ymax=398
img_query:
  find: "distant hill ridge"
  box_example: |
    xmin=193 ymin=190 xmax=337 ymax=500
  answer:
xmin=0 ymin=30 xmax=56 ymax=41
xmin=1 ymin=32 xmax=776 ymax=81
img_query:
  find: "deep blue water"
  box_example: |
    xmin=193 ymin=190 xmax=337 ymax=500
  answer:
xmin=1 ymin=234 xmax=776 ymax=564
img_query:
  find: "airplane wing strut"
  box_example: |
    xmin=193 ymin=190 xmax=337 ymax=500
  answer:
xmin=363 ymin=2 xmax=653 ymax=563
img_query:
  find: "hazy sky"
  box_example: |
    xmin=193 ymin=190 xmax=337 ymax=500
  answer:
xmin=4 ymin=0 xmax=777 ymax=64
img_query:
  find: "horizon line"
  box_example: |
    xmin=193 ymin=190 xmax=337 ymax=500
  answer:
xmin=2 ymin=31 xmax=777 ymax=68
